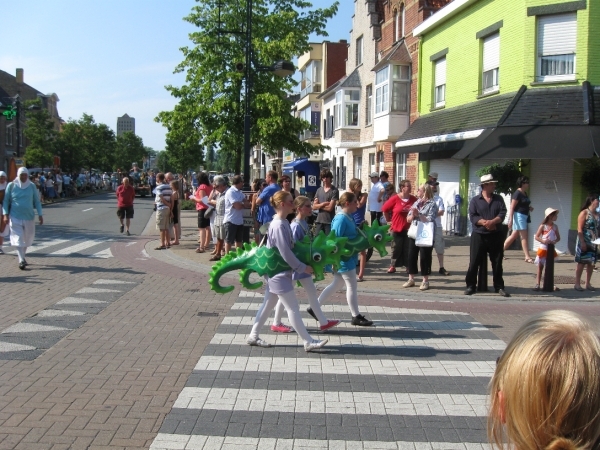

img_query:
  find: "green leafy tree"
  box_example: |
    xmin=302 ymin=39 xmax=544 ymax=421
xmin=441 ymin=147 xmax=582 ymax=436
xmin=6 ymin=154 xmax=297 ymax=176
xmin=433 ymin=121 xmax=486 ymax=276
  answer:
xmin=155 ymin=150 xmax=174 ymax=173
xmin=580 ymin=158 xmax=600 ymax=196
xmin=23 ymin=99 xmax=57 ymax=168
xmin=113 ymin=132 xmax=146 ymax=172
xmin=476 ymin=160 xmax=525 ymax=196
xmin=156 ymin=0 xmax=338 ymax=174
xmin=163 ymin=122 xmax=205 ymax=174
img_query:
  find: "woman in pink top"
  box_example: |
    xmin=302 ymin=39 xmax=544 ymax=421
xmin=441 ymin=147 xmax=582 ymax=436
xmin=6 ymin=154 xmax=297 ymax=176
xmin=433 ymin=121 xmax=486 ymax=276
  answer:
xmin=191 ymin=172 xmax=212 ymax=253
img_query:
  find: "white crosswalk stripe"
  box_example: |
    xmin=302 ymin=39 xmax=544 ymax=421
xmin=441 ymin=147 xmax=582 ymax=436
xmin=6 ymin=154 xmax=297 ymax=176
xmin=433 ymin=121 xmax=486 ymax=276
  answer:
xmin=194 ymin=356 xmax=496 ymax=377
xmin=47 ymin=239 xmax=106 ymax=256
xmin=5 ymin=237 xmax=114 ymax=259
xmin=6 ymin=238 xmax=69 ymax=255
xmin=231 ymin=303 xmax=470 ymax=315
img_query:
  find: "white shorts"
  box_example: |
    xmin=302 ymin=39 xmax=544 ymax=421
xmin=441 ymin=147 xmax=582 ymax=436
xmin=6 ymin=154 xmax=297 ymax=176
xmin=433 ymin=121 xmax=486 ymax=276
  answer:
xmin=434 ymin=226 xmax=445 ymax=255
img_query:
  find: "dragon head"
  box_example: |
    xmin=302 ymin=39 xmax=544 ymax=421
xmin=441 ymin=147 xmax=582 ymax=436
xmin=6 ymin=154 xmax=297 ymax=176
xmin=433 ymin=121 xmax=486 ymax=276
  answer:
xmin=293 ymin=231 xmax=348 ymax=282
xmin=362 ymin=219 xmax=393 ymax=257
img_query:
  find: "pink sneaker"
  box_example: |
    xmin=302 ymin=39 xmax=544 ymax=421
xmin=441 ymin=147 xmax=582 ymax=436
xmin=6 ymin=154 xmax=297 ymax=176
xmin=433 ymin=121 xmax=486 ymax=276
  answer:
xmin=270 ymin=323 xmax=294 ymax=333
xmin=320 ymin=319 xmax=341 ymax=331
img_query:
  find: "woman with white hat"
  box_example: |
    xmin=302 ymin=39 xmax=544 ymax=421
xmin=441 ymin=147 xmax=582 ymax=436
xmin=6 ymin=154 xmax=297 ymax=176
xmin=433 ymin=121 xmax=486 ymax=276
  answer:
xmin=0 ymin=171 xmax=8 ymax=254
xmin=2 ymin=168 xmax=43 ymax=269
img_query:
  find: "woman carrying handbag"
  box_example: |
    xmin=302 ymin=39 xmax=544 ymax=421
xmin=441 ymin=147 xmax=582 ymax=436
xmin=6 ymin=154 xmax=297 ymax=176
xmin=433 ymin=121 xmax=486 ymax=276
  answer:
xmin=404 ymin=184 xmax=438 ymax=291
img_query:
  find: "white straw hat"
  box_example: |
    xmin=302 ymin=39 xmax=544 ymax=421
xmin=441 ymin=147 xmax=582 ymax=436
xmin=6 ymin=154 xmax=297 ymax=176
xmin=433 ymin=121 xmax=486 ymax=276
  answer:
xmin=480 ymin=174 xmax=497 ymax=184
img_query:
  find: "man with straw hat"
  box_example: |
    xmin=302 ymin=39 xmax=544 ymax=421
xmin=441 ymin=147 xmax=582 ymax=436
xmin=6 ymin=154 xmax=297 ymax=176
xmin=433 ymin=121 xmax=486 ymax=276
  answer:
xmin=465 ymin=174 xmax=508 ymax=297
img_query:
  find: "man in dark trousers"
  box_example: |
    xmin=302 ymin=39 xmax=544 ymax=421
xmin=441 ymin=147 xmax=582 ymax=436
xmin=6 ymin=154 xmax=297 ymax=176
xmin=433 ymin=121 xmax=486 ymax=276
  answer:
xmin=465 ymin=174 xmax=509 ymax=297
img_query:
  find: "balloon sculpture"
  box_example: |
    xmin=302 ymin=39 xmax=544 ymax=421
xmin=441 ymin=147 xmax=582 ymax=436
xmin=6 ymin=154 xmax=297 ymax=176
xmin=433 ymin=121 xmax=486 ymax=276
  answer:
xmin=208 ymin=221 xmax=392 ymax=294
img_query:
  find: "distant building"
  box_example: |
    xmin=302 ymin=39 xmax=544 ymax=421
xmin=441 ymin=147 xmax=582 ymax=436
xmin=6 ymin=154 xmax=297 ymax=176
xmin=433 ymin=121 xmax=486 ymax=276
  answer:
xmin=117 ymin=114 xmax=135 ymax=136
xmin=0 ymin=68 xmax=61 ymax=175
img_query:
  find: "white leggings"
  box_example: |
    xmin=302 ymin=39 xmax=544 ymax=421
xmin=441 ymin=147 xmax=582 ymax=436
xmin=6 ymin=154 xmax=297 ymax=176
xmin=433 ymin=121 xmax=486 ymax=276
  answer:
xmin=16 ymin=247 xmax=27 ymax=263
xmin=318 ymin=269 xmax=360 ymax=317
xmin=250 ymin=287 xmax=314 ymax=343
xmin=273 ymin=278 xmax=328 ymax=326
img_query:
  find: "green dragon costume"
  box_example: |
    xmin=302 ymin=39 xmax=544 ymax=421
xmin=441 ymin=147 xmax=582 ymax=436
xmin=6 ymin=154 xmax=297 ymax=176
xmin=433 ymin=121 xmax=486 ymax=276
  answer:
xmin=208 ymin=231 xmax=348 ymax=294
xmin=340 ymin=219 xmax=393 ymax=259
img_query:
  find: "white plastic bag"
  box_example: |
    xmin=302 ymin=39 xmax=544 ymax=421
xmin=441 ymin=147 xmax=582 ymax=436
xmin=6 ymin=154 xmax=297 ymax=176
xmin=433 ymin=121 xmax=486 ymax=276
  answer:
xmin=415 ymin=221 xmax=434 ymax=247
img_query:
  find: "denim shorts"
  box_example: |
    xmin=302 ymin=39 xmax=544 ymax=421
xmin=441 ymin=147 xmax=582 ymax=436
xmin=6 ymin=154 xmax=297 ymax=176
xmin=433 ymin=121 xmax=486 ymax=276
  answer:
xmin=513 ymin=212 xmax=528 ymax=231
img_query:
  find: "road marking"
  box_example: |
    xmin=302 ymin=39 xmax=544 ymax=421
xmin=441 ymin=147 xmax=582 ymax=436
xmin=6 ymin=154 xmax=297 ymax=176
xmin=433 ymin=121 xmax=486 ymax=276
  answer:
xmin=36 ymin=310 xmax=87 ymax=317
xmin=82 ymin=208 xmax=93 ymax=212
xmin=221 ymin=316 xmax=489 ymax=331
xmin=93 ymin=279 xmax=136 ymax=285
xmin=2 ymin=323 xmax=70 ymax=333
xmin=209 ymin=333 xmax=506 ymax=350
xmin=56 ymin=297 xmax=108 ymax=305
xmin=47 ymin=239 xmax=104 ymax=256
xmin=194 ymin=356 xmax=496 ymax=377
xmin=0 ymin=342 xmax=37 ymax=353
xmin=75 ymin=287 xmax=121 ymax=294
xmin=231 ymin=303 xmax=470 ymax=315
xmin=6 ymin=238 xmax=69 ymax=255
xmin=150 ymin=434 xmax=493 ymax=450
xmin=90 ymin=248 xmax=113 ymax=259
xmin=172 ymin=387 xmax=488 ymax=416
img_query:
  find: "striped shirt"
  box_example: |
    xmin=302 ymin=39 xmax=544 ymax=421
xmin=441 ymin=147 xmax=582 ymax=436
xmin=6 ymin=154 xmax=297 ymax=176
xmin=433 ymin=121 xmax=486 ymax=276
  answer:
xmin=155 ymin=183 xmax=172 ymax=211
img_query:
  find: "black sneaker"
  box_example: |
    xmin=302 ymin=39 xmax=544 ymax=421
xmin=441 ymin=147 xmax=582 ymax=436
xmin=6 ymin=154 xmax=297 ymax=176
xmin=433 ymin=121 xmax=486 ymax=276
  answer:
xmin=351 ymin=314 xmax=373 ymax=326
xmin=464 ymin=287 xmax=475 ymax=296
xmin=18 ymin=261 xmax=26 ymax=270
xmin=126 ymin=230 xmax=131 ymax=236
xmin=306 ymin=307 xmax=317 ymax=321
xmin=439 ymin=267 xmax=450 ymax=276
xmin=496 ymin=289 xmax=510 ymax=298
xmin=120 ymin=225 xmax=124 ymax=233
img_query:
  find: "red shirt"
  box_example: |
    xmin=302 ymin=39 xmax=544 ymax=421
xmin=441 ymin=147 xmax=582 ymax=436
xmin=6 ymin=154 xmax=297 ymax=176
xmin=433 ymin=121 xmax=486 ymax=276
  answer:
xmin=382 ymin=194 xmax=417 ymax=232
xmin=116 ymin=185 xmax=135 ymax=207
xmin=195 ymin=184 xmax=212 ymax=211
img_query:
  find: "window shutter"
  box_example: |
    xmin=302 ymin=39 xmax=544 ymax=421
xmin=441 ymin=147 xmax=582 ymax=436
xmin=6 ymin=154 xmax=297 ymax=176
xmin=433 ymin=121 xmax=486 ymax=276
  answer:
xmin=435 ymin=58 xmax=446 ymax=87
xmin=538 ymin=13 xmax=576 ymax=56
xmin=482 ymin=33 xmax=500 ymax=72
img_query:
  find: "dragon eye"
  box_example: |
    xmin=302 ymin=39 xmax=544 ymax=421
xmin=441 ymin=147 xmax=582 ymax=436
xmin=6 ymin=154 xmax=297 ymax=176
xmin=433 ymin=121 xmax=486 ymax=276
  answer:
xmin=375 ymin=234 xmax=383 ymax=242
xmin=313 ymin=253 xmax=322 ymax=262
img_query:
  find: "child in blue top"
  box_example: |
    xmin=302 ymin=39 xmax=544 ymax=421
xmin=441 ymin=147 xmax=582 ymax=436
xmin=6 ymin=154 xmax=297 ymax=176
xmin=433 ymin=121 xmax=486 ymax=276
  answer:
xmin=317 ymin=192 xmax=373 ymax=327
xmin=270 ymin=196 xmax=341 ymax=333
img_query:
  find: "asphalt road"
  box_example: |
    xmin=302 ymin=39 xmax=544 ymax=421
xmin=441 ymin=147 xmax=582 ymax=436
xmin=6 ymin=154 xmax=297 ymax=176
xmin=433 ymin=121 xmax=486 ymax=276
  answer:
xmin=36 ymin=190 xmax=155 ymax=241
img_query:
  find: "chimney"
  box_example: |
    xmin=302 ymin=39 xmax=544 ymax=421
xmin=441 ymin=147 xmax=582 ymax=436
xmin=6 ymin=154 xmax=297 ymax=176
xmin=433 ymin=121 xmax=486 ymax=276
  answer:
xmin=16 ymin=68 xmax=24 ymax=84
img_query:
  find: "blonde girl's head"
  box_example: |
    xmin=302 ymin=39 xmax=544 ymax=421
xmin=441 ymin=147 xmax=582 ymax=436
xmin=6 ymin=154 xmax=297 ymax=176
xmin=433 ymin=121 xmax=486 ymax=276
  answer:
xmin=488 ymin=310 xmax=600 ymax=450
xmin=270 ymin=190 xmax=292 ymax=210
xmin=348 ymin=178 xmax=362 ymax=194
xmin=420 ymin=183 xmax=434 ymax=200
xmin=339 ymin=192 xmax=356 ymax=208
xmin=293 ymin=195 xmax=310 ymax=210
xmin=170 ymin=180 xmax=179 ymax=191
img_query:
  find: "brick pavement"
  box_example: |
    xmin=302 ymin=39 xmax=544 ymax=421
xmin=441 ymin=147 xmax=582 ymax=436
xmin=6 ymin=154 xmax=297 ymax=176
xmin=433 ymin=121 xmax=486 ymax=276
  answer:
xmin=0 ymin=209 xmax=599 ymax=449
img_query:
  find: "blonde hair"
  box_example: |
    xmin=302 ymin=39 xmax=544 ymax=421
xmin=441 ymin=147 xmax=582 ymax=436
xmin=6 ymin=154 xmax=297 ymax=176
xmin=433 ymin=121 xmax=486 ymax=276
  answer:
xmin=348 ymin=178 xmax=362 ymax=193
xmin=420 ymin=183 xmax=434 ymax=200
xmin=293 ymin=195 xmax=310 ymax=209
xmin=270 ymin=190 xmax=292 ymax=209
xmin=170 ymin=180 xmax=179 ymax=191
xmin=339 ymin=192 xmax=356 ymax=207
xmin=488 ymin=310 xmax=600 ymax=450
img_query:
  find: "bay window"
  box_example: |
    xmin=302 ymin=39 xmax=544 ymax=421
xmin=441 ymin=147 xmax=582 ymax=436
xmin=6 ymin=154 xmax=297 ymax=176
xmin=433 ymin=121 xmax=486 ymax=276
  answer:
xmin=376 ymin=64 xmax=410 ymax=115
xmin=300 ymin=61 xmax=322 ymax=98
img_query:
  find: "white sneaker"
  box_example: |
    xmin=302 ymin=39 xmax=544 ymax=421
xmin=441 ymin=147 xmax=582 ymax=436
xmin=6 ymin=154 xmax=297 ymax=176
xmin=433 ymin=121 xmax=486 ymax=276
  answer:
xmin=246 ymin=337 xmax=272 ymax=347
xmin=420 ymin=281 xmax=430 ymax=291
xmin=403 ymin=279 xmax=415 ymax=288
xmin=304 ymin=339 xmax=328 ymax=352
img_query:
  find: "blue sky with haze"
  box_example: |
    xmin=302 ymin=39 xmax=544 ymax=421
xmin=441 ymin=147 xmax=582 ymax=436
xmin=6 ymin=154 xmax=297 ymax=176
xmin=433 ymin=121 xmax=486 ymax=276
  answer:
xmin=3 ymin=1 xmax=353 ymax=150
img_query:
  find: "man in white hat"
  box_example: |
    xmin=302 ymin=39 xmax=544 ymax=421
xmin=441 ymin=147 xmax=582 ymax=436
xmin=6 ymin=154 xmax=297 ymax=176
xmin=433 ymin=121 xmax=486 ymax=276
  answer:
xmin=465 ymin=174 xmax=509 ymax=297
xmin=368 ymin=172 xmax=384 ymax=224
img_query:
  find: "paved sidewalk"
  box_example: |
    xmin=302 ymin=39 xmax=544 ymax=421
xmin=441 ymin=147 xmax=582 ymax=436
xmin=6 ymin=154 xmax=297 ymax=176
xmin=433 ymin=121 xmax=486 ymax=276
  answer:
xmin=167 ymin=211 xmax=600 ymax=302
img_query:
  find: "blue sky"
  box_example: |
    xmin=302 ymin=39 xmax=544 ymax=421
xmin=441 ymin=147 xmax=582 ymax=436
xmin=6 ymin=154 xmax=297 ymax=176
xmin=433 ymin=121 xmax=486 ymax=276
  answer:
xmin=3 ymin=1 xmax=353 ymax=150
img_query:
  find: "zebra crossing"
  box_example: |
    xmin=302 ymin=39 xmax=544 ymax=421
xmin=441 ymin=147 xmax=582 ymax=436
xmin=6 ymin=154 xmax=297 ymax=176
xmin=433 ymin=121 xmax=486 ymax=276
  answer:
xmin=150 ymin=291 xmax=503 ymax=449
xmin=4 ymin=236 xmax=117 ymax=259
xmin=0 ymin=279 xmax=138 ymax=360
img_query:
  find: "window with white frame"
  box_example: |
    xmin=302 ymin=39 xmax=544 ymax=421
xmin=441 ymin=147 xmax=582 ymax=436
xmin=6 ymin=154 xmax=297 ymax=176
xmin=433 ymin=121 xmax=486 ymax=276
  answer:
xmin=434 ymin=57 xmax=446 ymax=107
xmin=393 ymin=10 xmax=399 ymax=42
xmin=344 ymin=90 xmax=360 ymax=126
xmin=537 ymin=13 xmax=576 ymax=82
xmin=396 ymin=152 xmax=407 ymax=187
xmin=334 ymin=89 xmax=360 ymax=128
xmin=334 ymin=91 xmax=342 ymax=129
xmin=300 ymin=61 xmax=322 ymax=98
xmin=298 ymin=106 xmax=312 ymax=139
xmin=401 ymin=5 xmax=405 ymax=39
xmin=375 ymin=66 xmax=390 ymax=114
xmin=369 ymin=153 xmax=375 ymax=174
xmin=376 ymin=65 xmax=410 ymax=115
xmin=356 ymin=36 xmax=363 ymax=66
xmin=366 ymin=84 xmax=373 ymax=125
xmin=354 ymin=155 xmax=363 ymax=181
xmin=391 ymin=66 xmax=410 ymax=112
xmin=482 ymin=33 xmax=500 ymax=94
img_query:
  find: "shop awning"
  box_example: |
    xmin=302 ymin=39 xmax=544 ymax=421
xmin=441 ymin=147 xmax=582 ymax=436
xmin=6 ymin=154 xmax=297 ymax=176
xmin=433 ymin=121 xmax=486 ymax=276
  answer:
xmin=452 ymin=125 xmax=600 ymax=160
xmin=283 ymin=158 xmax=313 ymax=174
